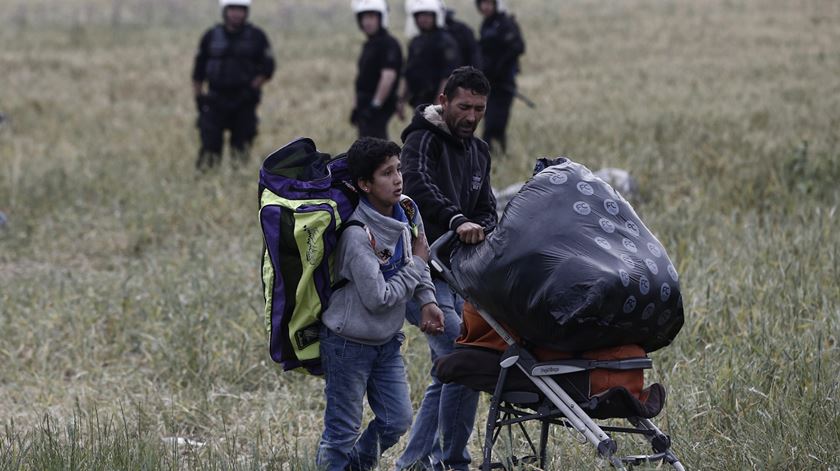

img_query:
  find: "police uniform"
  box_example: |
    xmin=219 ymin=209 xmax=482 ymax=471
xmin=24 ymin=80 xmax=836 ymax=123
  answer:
xmin=479 ymin=10 xmax=524 ymax=152
xmin=192 ymin=22 xmax=274 ymax=168
xmin=404 ymin=29 xmax=461 ymax=108
xmin=353 ymin=28 xmax=403 ymax=139
xmin=445 ymin=11 xmax=481 ymax=69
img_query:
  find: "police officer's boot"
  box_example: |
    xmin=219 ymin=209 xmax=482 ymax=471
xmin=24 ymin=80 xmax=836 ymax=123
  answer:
xmin=196 ymin=149 xmax=222 ymax=172
xmin=230 ymin=144 xmax=251 ymax=169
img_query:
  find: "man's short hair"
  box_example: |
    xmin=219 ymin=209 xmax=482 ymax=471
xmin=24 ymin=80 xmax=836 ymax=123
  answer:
xmin=347 ymin=137 xmax=402 ymax=185
xmin=443 ymin=66 xmax=491 ymax=99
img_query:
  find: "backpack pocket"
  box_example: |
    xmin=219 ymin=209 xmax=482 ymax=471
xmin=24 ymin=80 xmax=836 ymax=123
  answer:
xmin=260 ymin=190 xmax=342 ymax=375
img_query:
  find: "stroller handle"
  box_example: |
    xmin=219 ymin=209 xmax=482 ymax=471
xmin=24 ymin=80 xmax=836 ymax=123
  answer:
xmin=428 ymin=231 xmax=515 ymax=348
xmin=429 ymin=230 xmax=460 ymax=289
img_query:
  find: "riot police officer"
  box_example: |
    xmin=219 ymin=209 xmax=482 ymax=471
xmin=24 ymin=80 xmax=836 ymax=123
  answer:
xmin=192 ymin=0 xmax=275 ymax=170
xmin=351 ymin=0 xmax=403 ymax=139
xmin=444 ymin=6 xmax=481 ymax=69
xmin=398 ymin=0 xmax=461 ymax=115
xmin=476 ymin=0 xmax=525 ymax=153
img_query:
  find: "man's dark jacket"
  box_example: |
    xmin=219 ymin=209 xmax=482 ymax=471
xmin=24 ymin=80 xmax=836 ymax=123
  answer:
xmin=400 ymin=105 xmax=497 ymax=244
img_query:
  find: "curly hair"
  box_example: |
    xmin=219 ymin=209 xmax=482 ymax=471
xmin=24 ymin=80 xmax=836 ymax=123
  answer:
xmin=347 ymin=137 xmax=402 ymax=186
xmin=443 ymin=66 xmax=491 ymax=99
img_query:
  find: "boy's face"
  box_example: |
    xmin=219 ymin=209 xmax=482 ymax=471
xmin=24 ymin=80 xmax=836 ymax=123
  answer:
xmin=360 ymin=155 xmax=402 ymax=213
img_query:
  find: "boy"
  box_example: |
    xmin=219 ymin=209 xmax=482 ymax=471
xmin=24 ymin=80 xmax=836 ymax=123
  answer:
xmin=317 ymin=137 xmax=445 ymax=471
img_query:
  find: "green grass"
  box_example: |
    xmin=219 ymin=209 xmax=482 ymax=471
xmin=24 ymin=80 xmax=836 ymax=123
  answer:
xmin=1 ymin=0 xmax=839 ymax=469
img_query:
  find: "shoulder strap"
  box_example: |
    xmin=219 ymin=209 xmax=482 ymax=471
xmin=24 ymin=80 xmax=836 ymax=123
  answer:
xmin=332 ymin=221 xmax=375 ymax=291
xmin=399 ymin=198 xmax=420 ymax=240
xmin=337 ymin=220 xmax=375 ymax=248
xmin=337 ymin=219 xmax=365 ymax=235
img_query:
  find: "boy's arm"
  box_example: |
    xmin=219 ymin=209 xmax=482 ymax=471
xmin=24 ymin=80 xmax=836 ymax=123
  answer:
xmin=407 ymin=205 xmax=445 ymax=334
xmin=341 ymin=228 xmax=424 ymax=314
xmin=407 ymin=206 xmax=436 ymax=307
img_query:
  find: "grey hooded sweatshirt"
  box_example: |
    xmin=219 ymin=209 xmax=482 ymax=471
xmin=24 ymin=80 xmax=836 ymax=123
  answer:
xmin=321 ymin=195 xmax=436 ymax=345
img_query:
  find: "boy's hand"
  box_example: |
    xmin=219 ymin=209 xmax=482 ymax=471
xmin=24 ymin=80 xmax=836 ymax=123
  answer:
xmin=412 ymin=232 xmax=430 ymax=262
xmin=456 ymin=222 xmax=485 ymax=244
xmin=419 ymin=303 xmax=445 ymax=336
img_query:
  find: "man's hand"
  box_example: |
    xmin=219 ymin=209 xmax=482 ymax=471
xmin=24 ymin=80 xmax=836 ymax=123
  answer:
xmin=358 ymin=104 xmax=377 ymax=123
xmin=195 ymin=94 xmax=208 ymax=113
xmin=412 ymin=232 xmax=430 ymax=262
xmin=456 ymin=221 xmax=485 ymax=244
xmin=419 ymin=302 xmax=445 ymax=336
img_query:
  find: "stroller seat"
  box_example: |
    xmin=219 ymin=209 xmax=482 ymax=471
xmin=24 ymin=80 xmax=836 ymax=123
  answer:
xmin=427 ymin=231 xmax=685 ymax=470
xmin=434 ymin=345 xmax=666 ymax=420
xmin=437 ymin=301 xmax=665 ymax=419
xmin=433 ymin=302 xmax=672 ymax=469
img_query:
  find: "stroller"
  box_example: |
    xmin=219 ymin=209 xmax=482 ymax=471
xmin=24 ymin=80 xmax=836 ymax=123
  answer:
xmin=428 ymin=231 xmax=686 ymax=470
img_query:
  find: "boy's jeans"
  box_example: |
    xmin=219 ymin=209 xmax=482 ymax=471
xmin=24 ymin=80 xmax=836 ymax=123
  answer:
xmin=317 ymin=326 xmax=413 ymax=471
xmin=396 ymin=278 xmax=479 ymax=471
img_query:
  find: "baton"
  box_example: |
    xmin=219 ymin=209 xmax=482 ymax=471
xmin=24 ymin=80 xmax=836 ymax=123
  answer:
xmin=514 ymin=89 xmax=536 ymax=108
xmin=501 ymin=84 xmax=536 ymax=109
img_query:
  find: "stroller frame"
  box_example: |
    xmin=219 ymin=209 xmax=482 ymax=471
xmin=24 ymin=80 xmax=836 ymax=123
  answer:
xmin=429 ymin=232 xmax=686 ymax=470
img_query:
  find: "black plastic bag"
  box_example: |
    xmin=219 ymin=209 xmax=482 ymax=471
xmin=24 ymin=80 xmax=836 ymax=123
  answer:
xmin=451 ymin=158 xmax=683 ymax=352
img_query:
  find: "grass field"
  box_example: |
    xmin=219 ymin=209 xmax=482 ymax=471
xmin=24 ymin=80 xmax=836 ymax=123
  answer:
xmin=1 ymin=0 xmax=839 ymax=469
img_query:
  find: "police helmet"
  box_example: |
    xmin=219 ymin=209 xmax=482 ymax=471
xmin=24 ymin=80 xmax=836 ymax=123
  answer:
xmin=220 ymin=0 xmax=251 ymax=10
xmin=475 ymin=0 xmax=508 ymax=12
xmin=351 ymin=0 xmax=390 ymax=28
xmin=405 ymin=0 xmax=446 ymax=28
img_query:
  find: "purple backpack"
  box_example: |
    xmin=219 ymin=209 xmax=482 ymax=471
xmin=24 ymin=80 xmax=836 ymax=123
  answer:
xmin=258 ymin=138 xmax=357 ymax=375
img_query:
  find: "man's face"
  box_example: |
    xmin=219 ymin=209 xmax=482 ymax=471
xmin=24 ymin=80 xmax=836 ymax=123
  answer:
xmin=359 ymin=11 xmax=381 ymax=36
xmin=440 ymin=87 xmax=488 ymax=139
xmin=479 ymin=0 xmax=496 ymax=17
xmin=223 ymin=6 xmax=248 ymax=30
xmin=414 ymin=12 xmax=436 ymax=32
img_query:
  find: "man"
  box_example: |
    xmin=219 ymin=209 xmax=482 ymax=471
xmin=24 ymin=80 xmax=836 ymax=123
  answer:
xmin=351 ymin=0 xmax=403 ymax=139
xmin=476 ymin=0 xmax=525 ymax=154
xmin=396 ymin=66 xmax=496 ymax=471
xmin=398 ymin=0 xmax=461 ymax=117
xmin=192 ymin=0 xmax=274 ymax=170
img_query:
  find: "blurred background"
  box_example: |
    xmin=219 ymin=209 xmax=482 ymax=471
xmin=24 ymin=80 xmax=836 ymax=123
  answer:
xmin=1 ymin=0 xmax=839 ymax=468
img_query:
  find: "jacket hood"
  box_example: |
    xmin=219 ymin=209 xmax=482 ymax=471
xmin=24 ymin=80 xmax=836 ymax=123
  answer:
xmin=400 ymin=104 xmax=464 ymax=146
xmin=352 ymin=198 xmax=411 ymax=258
